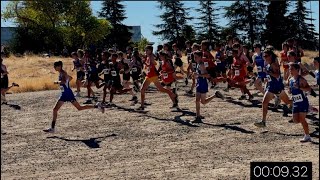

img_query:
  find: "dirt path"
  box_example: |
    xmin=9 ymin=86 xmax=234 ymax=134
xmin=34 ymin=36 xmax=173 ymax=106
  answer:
xmin=1 ymin=81 xmax=319 ymax=179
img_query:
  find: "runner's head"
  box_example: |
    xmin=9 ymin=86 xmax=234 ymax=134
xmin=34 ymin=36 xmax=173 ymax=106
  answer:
xmin=185 ymin=40 xmax=191 ymax=48
xmin=287 ymin=50 xmax=296 ymax=62
xmin=111 ymin=53 xmax=118 ymax=63
xmin=201 ymin=40 xmax=210 ymax=51
xmin=253 ymin=43 xmax=262 ymax=53
xmin=163 ymin=43 xmax=170 ymax=51
xmin=193 ymin=50 xmax=203 ymax=63
xmin=71 ymin=52 xmax=78 ymax=60
xmin=263 ymin=49 xmax=277 ymax=64
xmin=102 ymin=51 xmax=111 ymax=61
xmin=159 ymin=50 xmax=169 ymax=61
xmin=145 ymin=45 xmax=153 ymax=56
xmin=282 ymin=42 xmax=289 ymax=52
xmin=54 ymin=61 xmax=63 ymax=71
xmin=233 ymin=37 xmax=240 ymax=44
xmin=192 ymin=43 xmax=200 ymax=51
xmin=289 ymin=63 xmax=300 ymax=76
xmin=172 ymin=43 xmax=178 ymax=51
xmin=242 ymin=45 xmax=249 ymax=53
xmin=313 ymin=57 xmax=319 ymax=68
xmin=157 ymin=45 xmax=163 ymax=51
xmin=77 ymin=49 xmax=84 ymax=58
xmin=214 ymin=42 xmax=222 ymax=51
xmin=286 ymin=38 xmax=294 ymax=48
xmin=126 ymin=46 xmax=133 ymax=54
xmin=117 ymin=51 xmax=124 ymax=59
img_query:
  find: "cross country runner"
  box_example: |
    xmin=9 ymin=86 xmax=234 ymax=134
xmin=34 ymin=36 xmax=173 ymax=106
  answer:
xmin=43 ymin=61 xmax=104 ymax=133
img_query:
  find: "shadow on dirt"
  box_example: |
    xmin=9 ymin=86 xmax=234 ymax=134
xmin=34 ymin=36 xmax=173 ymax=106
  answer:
xmin=47 ymin=134 xmax=117 ymax=149
xmin=202 ymin=122 xmax=255 ymax=134
xmin=1 ymin=102 xmax=21 ymax=110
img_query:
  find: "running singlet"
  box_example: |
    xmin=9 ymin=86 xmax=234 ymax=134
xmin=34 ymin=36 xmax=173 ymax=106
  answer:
xmin=186 ymin=48 xmax=192 ymax=63
xmin=100 ymin=62 xmax=112 ymax=82
xmin=196 ymin=63 xmax=208 ymax=94
xmin=58 ymin=72 xmax=75 ymax=102
xmin=232 ymin=57 xmax=247 ymax=80
xmin=215 ymin=51 xmax=225 ymax=67
xmin=265 ymin=63 xmax=284 ymax=94
xmin=289 ymin=76 xmax=309 ymax=113
xmin=110 ymin=62 xmax=121 ymax=83
xmin=190 ymin=53 xmax=197 ymax=72
xmin=161 ymin=60 xmax=175 ymax=83
xmin=280 ymin=50 xmax=289 ymax=69
xmin=253 ymin=53 xmax=266 ymax=79
xmin=202 ymin=51 xmax=215 ymax=69
xmin=73 ymin=59 xmax=82 ymax=71
xmin=145 ymin=56 xmax=157 ymax=78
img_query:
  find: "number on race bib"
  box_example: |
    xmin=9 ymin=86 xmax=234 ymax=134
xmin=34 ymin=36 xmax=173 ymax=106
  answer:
xmin=192 ymin=63 xmax=197 ymax=69
xmin=111 ymin=71 xmax=117 ymax=76
xmin=267 ymin=75 xmax=272 ymax=82
xmin=292 ymin=94 xmax=303 ymax=103
xmin=228 ymin=51 xmax=233 ymax=56
xmin=204 ymin=62 xmax=209 ymax=67
xmin=257 ymin=66 xmax=262 ymax=72
xmin=103 ymin=69 xmax=110 ymax=74
xmin=163 ymin=73 xmax=168 ymax=79
xmin=235 ymin=70 xmax=240 ymax=76
xmin=132 ymin=67 xmax=137 ymax=72
xmin=216 ymin=60 xmax=221 ymax=63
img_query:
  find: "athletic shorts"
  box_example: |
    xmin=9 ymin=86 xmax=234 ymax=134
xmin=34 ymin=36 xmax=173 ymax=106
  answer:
xmin=76 ymin=71 xmax=85 ymax=81
xmin=0 ymin=76 xmax=9 ymax=89
xmin=59 ymin=90 xmax=76 ymax=102
xmin=292 ymin=102 xmax=309 ymax=113
xmin=88 ymin=73 xmax=99 ymax=82
xmin=266 ymin=81 xmax=285 ymax=95
xmin=174 ymin=58 xmax=183 ymax=67
xmin=233 ymin=76 xmax=246 ymax=83
xmin=196 ymin=78 xmax=208 ymax=94
xmin=123 ymin=72 xmax=131 ymax=81
xmin=146 ymin=76 xmax=158 ymax=83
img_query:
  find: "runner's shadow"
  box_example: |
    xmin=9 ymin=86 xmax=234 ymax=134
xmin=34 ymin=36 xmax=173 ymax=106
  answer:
xmin=202 ymin=122 xmax=255 ymax=134
xmin=113 ymin=105 xmax=149 ymax=114
xmin=226 ymin=98 xmax=262 ymax=108
xmin=306 ymin=114 xmax=319 ymax=122
xmin=2 ymin=103 xmax=21 ymax=110
xmin=47 ymin=134 xmax=117 ymax=149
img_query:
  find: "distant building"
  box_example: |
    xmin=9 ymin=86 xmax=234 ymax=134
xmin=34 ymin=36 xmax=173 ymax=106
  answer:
xmin=128 ymin=26 xmax=141 ymax=43
xmin=1 ymin=27 xmax=16 ymax=45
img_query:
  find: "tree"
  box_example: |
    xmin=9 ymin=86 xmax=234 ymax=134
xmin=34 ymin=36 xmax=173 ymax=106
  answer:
xmin=153 ymin=0 xmax=192 ymax=49
xmin=263 ymin=0 xmax=290 ymax=49
xmin=133 ymin=37 xmax=149 ymax=52
xmin=2 ymin=0 xmax=111 ymax=53
xmin=99 ymin=0 xmax=132 ymax=51
xmin=224 ymin=0 xmax=266 ymax=46
xmin=195 ymin=0 xmax=220 ymax=45
xmin=288 ymin=0 xmax=319 ymax=50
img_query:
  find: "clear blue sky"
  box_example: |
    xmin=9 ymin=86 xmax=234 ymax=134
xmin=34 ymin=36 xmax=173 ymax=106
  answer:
xmin=1 ymin=1 xmax=319 ymax=46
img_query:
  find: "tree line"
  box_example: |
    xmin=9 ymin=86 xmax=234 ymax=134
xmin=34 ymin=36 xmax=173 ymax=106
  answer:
xmin=2 ymin=0 xmax=319 ymax=54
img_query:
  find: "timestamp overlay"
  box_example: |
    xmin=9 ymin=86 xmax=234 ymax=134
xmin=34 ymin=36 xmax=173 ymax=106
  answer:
xmin=250 ymin=162 xmax=313 ymax=180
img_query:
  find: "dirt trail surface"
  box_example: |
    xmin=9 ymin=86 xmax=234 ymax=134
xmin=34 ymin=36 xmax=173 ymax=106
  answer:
xmin=1 ymin=81 xmax=319 ymax=179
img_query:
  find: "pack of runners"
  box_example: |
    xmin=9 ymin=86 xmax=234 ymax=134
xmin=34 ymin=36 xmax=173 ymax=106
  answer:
xmin=0 ymin=36 xmax=319 ymax=143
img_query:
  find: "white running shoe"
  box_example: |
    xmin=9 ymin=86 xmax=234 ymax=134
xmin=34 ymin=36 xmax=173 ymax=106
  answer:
xmin=43 ymin=128 xmax=55 ymax=133
xmin=300 ymin=135 xmax=311 ymax=143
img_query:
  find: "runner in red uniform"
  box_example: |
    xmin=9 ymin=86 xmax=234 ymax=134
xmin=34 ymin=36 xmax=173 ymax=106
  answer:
xmin=137 ymin=45 xmax=178 ymax=111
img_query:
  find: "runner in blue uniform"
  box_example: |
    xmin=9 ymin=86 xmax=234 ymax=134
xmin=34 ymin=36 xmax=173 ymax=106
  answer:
xmin=288 ymin=63 xmax=312 ymax=142
xmin=71 ymin=52 xmax=85 ymax=97
xmin=254 ymin=50 xmax=292 ymax=127
xmin=43 ymin=61 xmax=104 ymax=133
xmin=192 ymin=51 xmax=225 ymax=123
xmin=251 ymin=43 xmax=266 ymax=94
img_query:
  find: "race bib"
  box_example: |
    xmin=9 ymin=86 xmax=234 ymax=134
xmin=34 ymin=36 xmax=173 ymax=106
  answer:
xmin=227 ymin=51 xmax=233 ymax=56
xmin=60 ymin=86 xmax=64 ymax=93
xmin=163 ymin=73 xmax=168 ymax=79
xmin=192 ymin=63 xmax=197 ymax=69
xmin=111 ymin=71 xmax=117 ymax=77
xmin=257 ymin=66 xmax=262 ymax=72
xmin=204 ymin=62 xmax=209 ymax=68
xmin=103 ymin=69 xmax=110 ymax=74
xmin=235 ymin=70 xmax=240 ymax=76
xmin=132 ymin=67 xmax=137 ymax=72
xmin=267 ymin=75 xmax=272 ymax=82
xmin=216 ymin=60 xmax=221 ymax=63
xmin=292 ymin=94 xmax=303 ymax=103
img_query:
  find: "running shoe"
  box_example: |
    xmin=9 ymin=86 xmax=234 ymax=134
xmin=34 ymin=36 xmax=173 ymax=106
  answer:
xmin=192 ymin=116 xmax=203 ymax=123
xmin=43 ymin=128 xmax=55 ymax=133
xmin=288 ymin=119 xmax=294 ymax=123
xmin=300 ymin=135 xmax=312 ymax=143
xmin=186 ymin=90 xmax=193 ymax=96
xmin=215 ymin=91 xmax=225 ymax=100
xmin=254 ymin=120 xmax=266 ymax=128
xmin=248 ymin=95 xmax=254 ymax=101
xmin=238 ymin=95 xmax=246 ymax=100
xmin=282 ymin=105 xmax=291 ymax=117
xmin=12 ymin=82 xmax=19 ymax=87
xmin=171 ymin=103 xmax=179 ymax=109
xmin=83 ymin=99 xmax=92 ymax=104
